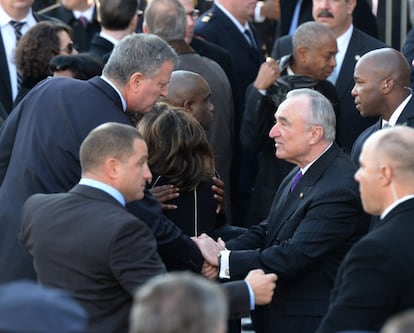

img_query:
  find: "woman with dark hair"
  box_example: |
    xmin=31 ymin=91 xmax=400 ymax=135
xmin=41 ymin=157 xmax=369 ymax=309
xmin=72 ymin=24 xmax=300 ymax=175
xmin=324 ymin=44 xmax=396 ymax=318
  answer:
xmin=13 ymin=21 xmax=76 ymax=106
xmin=137 ymin=102 xmax=222 ymax=237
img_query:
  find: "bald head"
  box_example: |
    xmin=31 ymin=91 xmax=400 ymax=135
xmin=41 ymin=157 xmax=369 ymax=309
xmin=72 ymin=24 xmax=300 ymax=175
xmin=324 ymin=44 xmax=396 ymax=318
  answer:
xmin=357 ymin=48 xmax=411 ymax=88
xmin=352 ymin=48 xmax=412 ymax=119
xmin=160 ymin=70 xmax=214 ymax=129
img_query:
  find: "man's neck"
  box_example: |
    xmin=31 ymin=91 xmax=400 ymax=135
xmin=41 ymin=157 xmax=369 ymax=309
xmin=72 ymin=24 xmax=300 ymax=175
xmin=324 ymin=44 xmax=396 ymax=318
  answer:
xmin=1 ymin=5 xmax=30 ymax=20
xmin=101 ymin=28 xmax=131 ymax=42
xmin=69 ymin=0 xmax=94 ymax=12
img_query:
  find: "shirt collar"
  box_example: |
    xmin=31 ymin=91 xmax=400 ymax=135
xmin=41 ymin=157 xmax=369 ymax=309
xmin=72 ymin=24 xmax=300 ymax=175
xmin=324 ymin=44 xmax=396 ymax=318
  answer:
xmin=386 ymin=94 xmax=412 ymax=127
xmin=73 ymin=4 xmax=95 ymax=22
xmin=0 ymin=6 xmax=36 ymax=27
xmin=79 ymin=178 xmax=126 ymax=206
xmin=100 ymin=75 xmax=127 ymax=112
xmin=214 ymin=2 xmax=250 ymax=34
xmin=380 ymin=194 xmax=414 ymax=220
xmin=301 ymin=142 xmax=333 ymax=175
xmin=99 ymin=31 xmax=120 ymax=46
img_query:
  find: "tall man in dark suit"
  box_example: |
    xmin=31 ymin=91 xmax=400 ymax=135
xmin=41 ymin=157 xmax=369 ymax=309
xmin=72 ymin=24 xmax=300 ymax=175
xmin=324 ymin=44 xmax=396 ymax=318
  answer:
xmin=42 ymin=0 xmax=100 ymax=52
xmin=317 ymin=126 xmax=414 ymax=333
xmin=19 ymin=123 xmax=167 ymax=333
xmin=0 ymin=33 xmax=200 ymax=282
xmin=194 ymin=0 xmax=264 ymax=225
xmin=351 ymin=48 xmax=414 ymax=165
xmin=195 ymin=89 xmax=368 ymax=333
xmin=271 ymin=0 xmax=386 ymax=153
xmin=89 ymin=0 xmax=138 ymax=62
xmin=0 ymin=0 xmax=51 ymax=114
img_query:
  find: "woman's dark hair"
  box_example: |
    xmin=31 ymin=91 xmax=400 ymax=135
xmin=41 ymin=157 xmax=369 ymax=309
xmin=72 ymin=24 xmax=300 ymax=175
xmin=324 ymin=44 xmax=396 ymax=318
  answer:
xmin=137 ymin=102 xmax=215 ymax=192
xmin=14 ymin=21 xmax=72 ymax=80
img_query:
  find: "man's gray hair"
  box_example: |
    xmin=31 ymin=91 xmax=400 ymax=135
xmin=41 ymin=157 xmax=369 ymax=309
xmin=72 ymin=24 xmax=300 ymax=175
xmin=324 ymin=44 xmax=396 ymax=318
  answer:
xmin=292 ymin=21 xmax=336 ymax=53
xmin=103 ymin=33 xmax=179 ymax=86
xmin=130 ymin=272 xmax=228 ymax=333
xmin=287 ymin=88 xmax=336 ymax=141
xmin=144 ymin=0 xmax=186 ymax=42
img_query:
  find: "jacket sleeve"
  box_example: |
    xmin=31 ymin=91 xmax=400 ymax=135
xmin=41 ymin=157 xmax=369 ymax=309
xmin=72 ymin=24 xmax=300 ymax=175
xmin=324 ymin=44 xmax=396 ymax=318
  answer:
xmin=126 ymin=189 xmax=204 ymax=273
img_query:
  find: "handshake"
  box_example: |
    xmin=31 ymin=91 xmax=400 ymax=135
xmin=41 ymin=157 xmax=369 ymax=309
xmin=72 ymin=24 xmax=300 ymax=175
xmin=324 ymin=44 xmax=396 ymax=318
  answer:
xmin=192 ymin=233 xmax=277 ymax=306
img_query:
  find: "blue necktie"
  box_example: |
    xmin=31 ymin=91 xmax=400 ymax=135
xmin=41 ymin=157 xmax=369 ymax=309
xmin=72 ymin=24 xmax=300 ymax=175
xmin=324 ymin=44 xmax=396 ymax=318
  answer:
xmin=244 ymin=28 xmax=258 ymax=49
xmin=290 ymin=170 xmax=303 ymax=192
xmin=288 ymin=0 xmax=303 ymax=35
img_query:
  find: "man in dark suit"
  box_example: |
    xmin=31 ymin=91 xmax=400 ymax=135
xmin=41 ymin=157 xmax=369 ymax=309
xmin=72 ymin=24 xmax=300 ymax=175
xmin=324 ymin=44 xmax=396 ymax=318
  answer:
xmin=89 ymin=0 xmax=138 ymax=62
xmin=19 ymin=123 xmax=167 ymax=333
xmin=0 ymin=0 xmax=51 ymax=114
xmin=351 ymin=48 xmax=414 ymax=165
xmin=0 ymin=33 xmax=198 ymax=282
xmin=317 ymin=126 xmax=414 ymax=333
xmin=194 ymin=0 xmax=264 ymax=226
xmin=271 ymin=0 xmax=385 ymax=153
xmin=195 ymin=89 xmax=368 ymax=333
xmin=42 ymin=0 xmax=100 ymax=52
xmin=241 ymin=21 xmax=338 ymax=226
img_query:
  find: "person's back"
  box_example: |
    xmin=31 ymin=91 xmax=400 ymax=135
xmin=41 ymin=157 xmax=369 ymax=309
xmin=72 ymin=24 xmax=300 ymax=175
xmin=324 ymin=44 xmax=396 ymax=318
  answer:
xmin=19 ymin=123 xmax=166 ymax=333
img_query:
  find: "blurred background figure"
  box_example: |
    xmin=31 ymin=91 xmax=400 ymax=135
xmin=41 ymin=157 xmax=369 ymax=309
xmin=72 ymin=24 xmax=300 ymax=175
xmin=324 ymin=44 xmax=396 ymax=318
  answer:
xmin=13 ymin=21 xmax=76 ymax=106
xmin=41 ymin=0 xmax=100 ymax=52
xmin=49 ymin=52 xmax=104 ymax=79
xmin=381 ymin=309 xmax=414 ymax=333
xmin=130 ymin=272 xmax=228 ymax=333
xmin=0 ymin=280 xmax=87 ymax=333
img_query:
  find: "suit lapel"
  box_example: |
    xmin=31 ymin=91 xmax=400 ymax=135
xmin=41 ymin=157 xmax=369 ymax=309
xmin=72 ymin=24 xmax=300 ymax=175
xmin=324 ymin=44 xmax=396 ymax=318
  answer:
xmin=265 ymin=144 xmax=340 ymax=245
xmin=397 ymin=94 xmax=414 ymax=126
xmin=0 ymin=31 xmax=12 ymax=111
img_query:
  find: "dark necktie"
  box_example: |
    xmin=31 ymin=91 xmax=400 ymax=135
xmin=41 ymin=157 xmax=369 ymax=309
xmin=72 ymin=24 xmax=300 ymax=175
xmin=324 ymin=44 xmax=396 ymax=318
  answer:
xmin=290 ymin=170 xmax=303 ymax=192
xmin=10 ymin=20 xmax=25 ymax=92
xmin=79 ymin=15 xmax=88 ymax=28
xmin=244 ymin=28 xmax=257 ymax=49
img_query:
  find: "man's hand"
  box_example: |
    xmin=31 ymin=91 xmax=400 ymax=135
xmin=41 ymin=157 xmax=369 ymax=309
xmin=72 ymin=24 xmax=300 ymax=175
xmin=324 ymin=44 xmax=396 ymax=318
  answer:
xmin=212 ymin=176 xmax=225 ymax=214
xmin=245 ymin=269 xmax=277 ymax=305
xmin=201 ymin=261 xmax=218 ymax=280
xmin=253 ymin=58 xmax=280 ymax=90
xmin=191 ymin=233 xmax=225 ymax=266
xmin=149 ymin=184 xmax=179 ymax=210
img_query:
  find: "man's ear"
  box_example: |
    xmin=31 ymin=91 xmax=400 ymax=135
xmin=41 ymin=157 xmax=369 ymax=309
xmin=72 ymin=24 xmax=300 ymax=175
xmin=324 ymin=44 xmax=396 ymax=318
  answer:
xmin=295 ymin=47 xmax=309 ymax=65
xmin=309 ymin=125 xmax=324 ymax=145
xmin=129 ymin=72 xmax=145 ymax=92
xmin=379 ymin=164 xmax=393 ymax=185
xmin=103 ymin=158 xmax=119 ymax=180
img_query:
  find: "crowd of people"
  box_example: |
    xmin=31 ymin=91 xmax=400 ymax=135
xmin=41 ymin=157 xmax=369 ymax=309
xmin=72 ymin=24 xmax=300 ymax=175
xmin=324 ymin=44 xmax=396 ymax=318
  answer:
xmin=1 ymin=0 xmax=414 ymax=333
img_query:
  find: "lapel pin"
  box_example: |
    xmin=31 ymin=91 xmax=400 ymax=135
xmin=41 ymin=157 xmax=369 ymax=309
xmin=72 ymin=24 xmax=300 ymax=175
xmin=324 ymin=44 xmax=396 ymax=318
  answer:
xmin=299 ymin=193 xmax=304 ymax=198
xmin=354 ymin=55 xmax=361 ymax=61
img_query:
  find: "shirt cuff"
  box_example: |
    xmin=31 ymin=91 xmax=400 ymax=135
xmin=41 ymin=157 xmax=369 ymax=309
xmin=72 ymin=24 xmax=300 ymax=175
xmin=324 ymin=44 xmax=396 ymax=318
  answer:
xmin=218 ymin=249 xmax=231 ymax=279
xmin=254 ymin=1 xmax=265 ymax=23
xmin=244 ymin=280 xmax=256 ymax=310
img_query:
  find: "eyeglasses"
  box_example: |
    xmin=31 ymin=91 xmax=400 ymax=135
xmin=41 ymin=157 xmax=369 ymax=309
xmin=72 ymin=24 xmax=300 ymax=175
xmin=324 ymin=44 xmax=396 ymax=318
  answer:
xmin=60 ymin=41 xmax=74 ymax=54
xmin=187 ymin=9 xmax=200 ymax=20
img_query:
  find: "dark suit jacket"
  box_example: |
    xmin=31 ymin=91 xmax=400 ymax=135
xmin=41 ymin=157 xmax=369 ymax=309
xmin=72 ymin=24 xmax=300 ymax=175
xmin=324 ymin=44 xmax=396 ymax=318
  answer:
xmin=240 ymin=60 xmax=339 ymax=226
xmin=225 ymin=143 xmax=369 ymax=333
xmin=89 ymin=34 xmax=114 ymax=63
xmin=194 ymin=3 xmax=264 ymax=127
xmin=271 ymin=28 xmax=386 ymax=152
xmin=42 ymin=5 xmax=100 ymax=52
xmin=317 ymin=198 xmax=414 ymax=333
xmin=402 ymin=28 xmax=414 ymax=90
xmin=0 ymin=12 xmax=51 ymax=114
xmin=19 ymin=184 xmax=166 ymax=333
xmin=350 ymin=95 xmax=414 ymax=165
xmin=0 ymin=76 xmax=202 ymax=282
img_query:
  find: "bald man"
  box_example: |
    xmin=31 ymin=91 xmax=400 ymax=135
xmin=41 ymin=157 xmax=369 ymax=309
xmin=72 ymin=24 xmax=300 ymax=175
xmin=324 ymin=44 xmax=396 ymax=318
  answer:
xmin=350 ymin=48 xmax=414 ymax=165
xmin=161 ymin=70 xmax=214 ymax=130
xmin=317 ymin=126 xmax=414 ymax=333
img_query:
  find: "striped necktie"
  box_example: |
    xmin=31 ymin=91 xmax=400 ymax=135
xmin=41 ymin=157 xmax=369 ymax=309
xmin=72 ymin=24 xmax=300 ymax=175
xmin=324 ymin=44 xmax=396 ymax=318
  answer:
xmin=10 ymin=20 xmax=25 ymax=92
